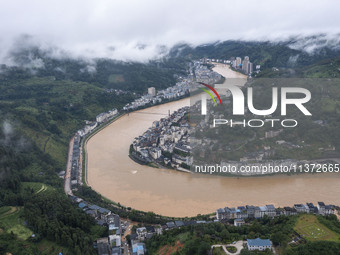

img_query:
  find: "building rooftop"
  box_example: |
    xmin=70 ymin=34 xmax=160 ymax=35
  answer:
xmin=259 ymin=206 xmax=267 ymax=211
xmin=136 ymin=227 xmax=147 ymax=234
xmin=266 ymin=205 xmax=275 ymax=210
xmin=78 ymin=202 xmax=87 ymax=208
xmin=175 ymin=221 xmax=184 ymax=227
xmin=166 ymin=222 xmax=176 ymax=228
xmin=99 ymin=208 xmax=111 ymax=214
xmin=89 ymin=204 xmax=101 ymax=210
xmin=111 ymin=247 xmax=122 ymax=255
xmin=247 ymin=238 xmax=271 ymax=247
xmin=132 ymin=243 xmax=145 ymax=255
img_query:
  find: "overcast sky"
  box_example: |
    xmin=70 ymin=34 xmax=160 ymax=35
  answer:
xmin=0 ymin=0 xmax=339 ymax=61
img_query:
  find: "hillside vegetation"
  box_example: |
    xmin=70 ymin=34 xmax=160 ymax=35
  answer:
xmin=0 ymin=40 xmax=340 ymax=254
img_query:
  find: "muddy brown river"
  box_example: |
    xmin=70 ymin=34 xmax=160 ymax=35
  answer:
xmin=86 ymin=65 xmax=340 ymax=217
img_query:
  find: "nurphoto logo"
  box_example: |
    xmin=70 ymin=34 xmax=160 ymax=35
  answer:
xmin=198 ymin=81 xmax=312 ymax=128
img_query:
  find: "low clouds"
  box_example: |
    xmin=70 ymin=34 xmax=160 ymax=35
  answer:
xmin=0 ymin=120 xmax=29 ymax=152
xmin=0 ymin=0 xmax=339 ymax=62
xmin=2 ymin=121 xmax=13 ymax=141
xmin=288 ymin=34 xmax=340 ymax=53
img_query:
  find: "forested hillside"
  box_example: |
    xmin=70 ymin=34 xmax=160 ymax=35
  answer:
xmin=170 ymin=37 xmax=340 ymax=69
xmin=0 ymin=51 xmax=187 ymax=254
xmin=1 ymin=40 xmax=340 ymax=254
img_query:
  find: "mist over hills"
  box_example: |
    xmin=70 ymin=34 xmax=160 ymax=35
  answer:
xmin=0 ymin=0 xmax=339 ymax=253
xmin=1 ymin=33 xmax=340 ymax=255
xmin=169 ymin=34 xmax=340 ymax=68
xmin=1 ymin=34 xmax=340 ymax=75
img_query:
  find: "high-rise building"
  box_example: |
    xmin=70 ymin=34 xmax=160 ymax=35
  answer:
xmin=241 ymin=56 xmax=253 ymax=74
xmin=248 ymin=62 xmax=253 ymax=74
xmin=148 ymin=87 xmax=156 ymax=97
xmin=235 ymin=57 xmax=242 ymax=68
xmin=242 ymin=57 xmax=250 ymax=74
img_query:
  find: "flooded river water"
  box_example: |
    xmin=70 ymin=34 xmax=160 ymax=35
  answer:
xmin=86 ymin=64 xmax=340 ymax=217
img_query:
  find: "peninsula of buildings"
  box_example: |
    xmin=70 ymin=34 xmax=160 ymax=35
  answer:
xmin=127 ymin=60 xmax=227 ymax=170
xmin=130 ymin=106 xmax=192 ymax=170
xmin=191 ymin=60 xmax=222 ymax=83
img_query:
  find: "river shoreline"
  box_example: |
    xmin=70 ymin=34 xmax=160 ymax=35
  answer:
xmin=86 ymin=64 xmax=340 ymax=217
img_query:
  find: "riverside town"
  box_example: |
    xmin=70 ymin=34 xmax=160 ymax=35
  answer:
xmin=1 ymin=4 xmax=340 ymax=254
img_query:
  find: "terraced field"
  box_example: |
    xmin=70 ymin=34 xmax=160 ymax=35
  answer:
xmin=21 ymin=182 xmax=53 ymax=194
xmin=0 ymin=182 xmax=54 ymax=240
xmin=0 ymin=206 xmax=33 ymax=240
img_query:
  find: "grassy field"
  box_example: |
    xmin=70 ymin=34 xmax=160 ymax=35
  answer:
xmin=0 ymin=206 xmax=12 ymax=215
xmin=294 ymin=214 xmax=340 ymax=242
xmin=0 ymin=206 xmax=33 ymax=240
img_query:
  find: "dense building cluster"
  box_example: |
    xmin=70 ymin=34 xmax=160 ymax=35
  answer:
xmin=77 ymin=108 xmax=118 ymax=137
xmin=70 ymin=134 xmax=82 ymax=188
xmin=69 ymin=195 xmax=124 ymax=255
xmin=123 ymin=81 xmax=190 ymax=111
xmin=123 ymin=60 xmax=223 ymax=112
xmin=131 ymin=107 xmax=192 ymax=169
xmin=192 ymin=60 xmax=221 ymax=83
xmin=66 ymin=108 xmax=119 ymax=192
xmin=96 ymin=109 xmax=118 ymax=123
xmin=216 ymin=202 xmax=336 ymax=221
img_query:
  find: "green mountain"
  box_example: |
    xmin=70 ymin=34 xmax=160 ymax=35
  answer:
xmin=1 ymin=38 xmax=340 ymax=254
xmin=169 ymin=36 xmax=340 ymax=69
